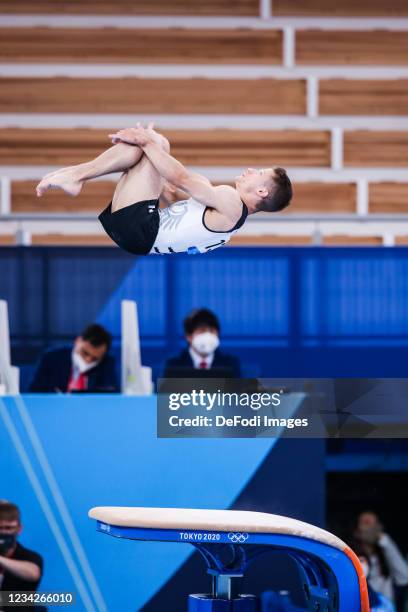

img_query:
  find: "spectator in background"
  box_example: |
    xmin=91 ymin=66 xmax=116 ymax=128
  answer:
xmin=164 ymin=308 xmax=241 ymax=377
xmin=30 ymin=323 xmax=118 ymax=393
xmin=354 ymin=548 xmax=396 ymax=612
xmin=353 ymin=511 xmax=408 ymax=611
xmin=0 ymin=501 xmax=43 ymax=605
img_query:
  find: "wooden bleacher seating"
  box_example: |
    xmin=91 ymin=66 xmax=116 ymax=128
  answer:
xmin=344 ymin=131 xmax=408 ymax=167
xmin=320 ymin=80 xmax=408 ymax=116
xmin=3 ymin=0 xmax=406 ymax=17
xmin=395 ymin=236 xmax=408 ymax=244
xmin=31 ymin=234 xmax=112 ymax=245
xmin=0 ymin=129 xmax=108 ymax=166
xmin=11 ymin=180 xmax=112 ymax=213
xmin=32 ymin=234 xmax=314 ymax=247
xmin=0 ymin=77 xmax=306 ymax=115
xmin=0 ymin=0 xmax=260 ymax=16
xmin=164 ymin=129 xmax=330 ymax=167
xmin=323 ymin=235 xmax=383 ymax=245
xmin=230 ymin=235 xmax=313 ymax=245
xmin=296 ymin=31 xmax=408 ymax=66
xmin=0 ymin=28 xmax=283 ymax=65
xmin=27 ymin=234 xmax=387 ymax=247
xmin=0 ymin=128 xmax=330 ymax=167
xmin=0 ymin=233 xmax=388 ymax=247
xmin=10 ymin=180 xmax=355 ymax=214
xmin=288 ymin=182 xmax=356 ymax=213
xmin=273 ymin=0 xmax=408 ymax=17
xmin=1 ymin=4 xmax=407 ymax=250
xmin=4 ymin=77 xmax=406 ymax=117
xmin=369 ymin=182 xmax=408 ymax=213
xmin=0 ymin=235 xmax=14 ymax=245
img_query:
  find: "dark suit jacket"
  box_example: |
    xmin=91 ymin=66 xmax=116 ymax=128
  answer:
xmin=164 ymin=348 xmax=241 ymax=378
xmin=29 ymin=347 xmax=119 ymax=393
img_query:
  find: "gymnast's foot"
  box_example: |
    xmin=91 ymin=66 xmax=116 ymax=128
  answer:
xmin=36 ymin=169 xmax=83 ymax=198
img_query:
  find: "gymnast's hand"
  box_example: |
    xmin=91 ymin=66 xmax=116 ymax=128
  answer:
xmin=109 ymin=123 xmax=156 ymax=147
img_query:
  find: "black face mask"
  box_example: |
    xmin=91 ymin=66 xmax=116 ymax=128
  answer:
xmin=0 ymin=533 xmax=17 ymax=555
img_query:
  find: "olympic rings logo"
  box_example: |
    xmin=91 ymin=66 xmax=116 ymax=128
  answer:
xmin=227 ymin=532 xmax=249 ymax=543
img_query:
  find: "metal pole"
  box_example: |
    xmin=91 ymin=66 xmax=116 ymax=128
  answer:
xmin=213 ymin=575 xmax=239 ymax=600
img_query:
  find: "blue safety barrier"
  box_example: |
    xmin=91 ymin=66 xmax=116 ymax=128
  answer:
xmin=2 ymin=247 xmax=408 ymax=387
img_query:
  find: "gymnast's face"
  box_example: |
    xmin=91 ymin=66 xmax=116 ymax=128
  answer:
xmin=235 ymin=168 xmax=275 ymax=200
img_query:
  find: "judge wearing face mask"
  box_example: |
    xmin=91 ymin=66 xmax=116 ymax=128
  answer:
xmin=0 ymin=501 xmax=43 ymax=608
xmin=164 ymin=308 xmax=241 ymax=376
xmin=29 ymin=323 xmax=118 ymax=393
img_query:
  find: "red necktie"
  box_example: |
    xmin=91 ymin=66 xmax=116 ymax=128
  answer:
xmin=67 ymin=371 xmax=86 ymax=392
xmin=199 ymin=361 xmax=207 ymax=369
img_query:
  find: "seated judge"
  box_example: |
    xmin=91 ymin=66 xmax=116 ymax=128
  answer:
xmin=30 ymin=323 xmax=118 ymax=393
xmin=0 ymin=500 xmax=43 ymax=602
xmin=164 ymin=308 xmax=241 ymax=377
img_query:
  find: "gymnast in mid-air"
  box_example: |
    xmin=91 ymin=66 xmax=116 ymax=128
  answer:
xmin=36 ymin=124 xmax=292 ymax=255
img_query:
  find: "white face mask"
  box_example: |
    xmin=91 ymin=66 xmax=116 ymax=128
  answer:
xmin=72 ymin=350 xmax=99 ymax=374
xmin=191 ymin=332 xmax=219 ymax=356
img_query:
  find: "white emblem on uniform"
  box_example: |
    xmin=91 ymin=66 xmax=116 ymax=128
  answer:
xmin=159 ymin=200 xmax=189 ymax=230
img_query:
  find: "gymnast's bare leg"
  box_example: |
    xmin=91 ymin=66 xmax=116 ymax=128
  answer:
xmin=35 ymin=128 xmax=170 ymax=211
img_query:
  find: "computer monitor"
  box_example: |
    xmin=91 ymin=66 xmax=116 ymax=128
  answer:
xmin=121 ymin=300 xmax=152 ymax=395
xmin=163 ymin=366 xmax=236 ymax=379
xmin=0 ymin=300 xmax=19 ymax=395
